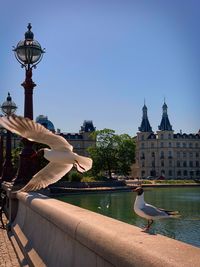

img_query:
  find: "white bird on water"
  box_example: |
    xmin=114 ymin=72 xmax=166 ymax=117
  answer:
xmin=134 ymin=187 xmax=180 ymax=231
xmin=0 ymin=115 xmax=93 ymax=192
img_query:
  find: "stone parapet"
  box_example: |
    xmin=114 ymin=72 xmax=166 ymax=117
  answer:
xmin=11 ymin=192 xmax=200 ymax=267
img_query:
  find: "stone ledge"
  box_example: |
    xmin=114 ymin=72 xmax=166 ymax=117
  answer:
xmin=12 ymin=192 xmax=200 ymax=267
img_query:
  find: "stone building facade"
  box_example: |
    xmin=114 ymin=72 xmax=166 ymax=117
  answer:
xmin=1 ymin=115 xmax=96 ymax=157
xmin=60 ymin=120 xmax=96 ymax=156
xmin=134 ymin=102 xmax=200 ymax=179
xmin=36 ymin=115 xmax=96 ymax=156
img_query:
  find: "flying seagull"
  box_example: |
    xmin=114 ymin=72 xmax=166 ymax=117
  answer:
xmin=134 ymin=187 xmax=180 ymax=231
xmin=0 ymin=115 xmax=93 ymax=192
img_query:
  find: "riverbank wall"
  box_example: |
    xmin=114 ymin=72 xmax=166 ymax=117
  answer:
xmin=10 ymin=191 xmax=200 ymax=267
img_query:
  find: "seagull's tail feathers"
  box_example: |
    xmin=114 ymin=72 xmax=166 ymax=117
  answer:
xmin=74 ymin=154 xmax=93 ymax=173
xmin=170 ymin=214 xmax=181 ymax=218
xmin=162 ymin=209 xmax=181 ymax=218
xmin=168 ymin=211 xmax=181 ymax=218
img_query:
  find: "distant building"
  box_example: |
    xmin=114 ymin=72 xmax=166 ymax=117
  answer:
xmin=35 ymin=116 xmax=96 ymax=156
xmin=36 ymin=115 xmax=55 ymax=132
xmin=60 ymin=120 xmax=96 ymax=156
xmin=1 ymin=115 xmax=96 ymax=157
xmin=134 ymin=102 xmax=200 ymax=179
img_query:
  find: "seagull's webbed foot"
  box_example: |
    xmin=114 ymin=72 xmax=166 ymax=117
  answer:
xmin=143 ymin=219 xmax=153 ymax=232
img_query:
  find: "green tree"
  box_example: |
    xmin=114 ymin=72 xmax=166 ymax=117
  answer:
xmin=12 ymin=143 xmax=23 ymax=173
xmin=88 ymin=129 xmax=135 ymax=179
xmin=115 ymin=134 xmax=135 ymax=175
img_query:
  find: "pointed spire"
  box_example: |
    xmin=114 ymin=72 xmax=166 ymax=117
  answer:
xmin=158 ymin=101 xmax=173 ymax=131
xmin=138 ymin=103 xmax=152 ymax=132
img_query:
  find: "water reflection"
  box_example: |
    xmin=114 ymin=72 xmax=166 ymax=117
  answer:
xmin=56 ymin=187 xmax=200 ymax=248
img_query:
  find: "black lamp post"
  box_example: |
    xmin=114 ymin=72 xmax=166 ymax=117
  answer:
xmin=0 ymin=121 xmax=5 ymax=177
xmin=13 ymin=23 xmax=45 ymax=185
xmin=0 ymin=93 xmax=17 ymax=182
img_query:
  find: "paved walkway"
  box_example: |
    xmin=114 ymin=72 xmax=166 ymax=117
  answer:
xmin=0 ymin=214 xmax=20 ymax=267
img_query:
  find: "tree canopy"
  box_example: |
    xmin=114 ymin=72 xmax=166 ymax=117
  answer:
xmin=88 ymin=129 xmax=135 ymax=179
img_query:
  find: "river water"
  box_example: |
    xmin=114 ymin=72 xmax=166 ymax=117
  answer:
xmin=56 ymin=187 xmax=200 ymax=247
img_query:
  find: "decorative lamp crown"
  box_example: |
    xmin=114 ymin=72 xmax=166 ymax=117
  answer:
xmin=13 ymin=23 xmax=45 ymax=69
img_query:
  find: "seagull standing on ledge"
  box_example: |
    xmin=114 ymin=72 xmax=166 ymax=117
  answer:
xmin=0 ymin=115 xmax=93 ymax=192
xmin=134 ymin=187 xmax=180 ymax=231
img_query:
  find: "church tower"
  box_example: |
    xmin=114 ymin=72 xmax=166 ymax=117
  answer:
xmin=158 ymin=101 xmax=172 ymax=131
xmin=138 ymin=104 xmax=152 ymax=132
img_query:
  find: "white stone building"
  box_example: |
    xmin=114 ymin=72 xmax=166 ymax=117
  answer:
xmin=134 ymin=102 xmax=200 ymax=179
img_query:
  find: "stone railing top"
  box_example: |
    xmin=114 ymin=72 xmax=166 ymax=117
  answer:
xmin=16 ymin=192 xmax=200 ymax=267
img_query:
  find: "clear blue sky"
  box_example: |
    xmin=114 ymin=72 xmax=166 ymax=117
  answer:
xmin=0 ymin=0 xmax=200 ymax=136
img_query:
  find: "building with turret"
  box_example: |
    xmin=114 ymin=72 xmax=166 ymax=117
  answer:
xmin=4 ymin=115 xmax=96 ymax=157
xmin=134 ymin=102 xmax=200 ymax=179
xmin=60 ymin=120 xmax=96 ymax=156
xmin=36 ymin=115 xmax=55 ymax=133
xmin=35 ymin=116 xmax=96 ymax=156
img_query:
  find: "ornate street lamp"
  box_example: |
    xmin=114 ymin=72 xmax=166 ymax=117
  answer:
xmin=13 ymin=23 xmax=45 ymax=185
xmin=0 ymin=93 xmax=17 ymax=181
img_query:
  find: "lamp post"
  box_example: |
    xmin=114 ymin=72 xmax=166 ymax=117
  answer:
xmin=13 ymin=23 xmax=45 ymax=185
xmin=0 ymin=93 xmax=17 ymax=182
xmin=0 ymin=121 xmax=5 ymax=177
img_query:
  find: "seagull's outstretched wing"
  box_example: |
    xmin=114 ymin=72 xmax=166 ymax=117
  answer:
xmin=0 ymin=115 xmax=73 ymax=151
xmin=21 ymin=162 xmax=73 ymax=192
